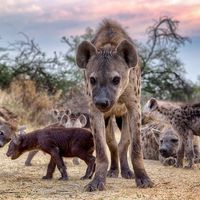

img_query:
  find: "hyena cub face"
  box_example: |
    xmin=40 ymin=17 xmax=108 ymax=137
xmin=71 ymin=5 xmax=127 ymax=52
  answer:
xmin=154 ymin=128 xmax=179 ymax=158
xmin=6 ymin=135 xmax=23 ymax=159
xmin=52 ymin=109 xmax=71 ymax=122
xmin=62 ymin=113 xmax=87 ymax=128
xmin=77 ymin=41 xmax=137 ymax=112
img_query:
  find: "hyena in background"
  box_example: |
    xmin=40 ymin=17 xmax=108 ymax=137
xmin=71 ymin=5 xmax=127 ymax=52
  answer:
xmin=76 ymin=19 xmax=153 ymax=191
xmin=141 ymin=121 xmax=165 ymax=161
xmin=144 ymin=98 xmax=200 ymax=168
xmin=0 ymin=107 xmax=18 ymax=148
xmin=141 ymin=119 xmax=200 ymax=166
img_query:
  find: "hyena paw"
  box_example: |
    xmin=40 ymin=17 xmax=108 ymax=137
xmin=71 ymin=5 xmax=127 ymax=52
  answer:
xmin=107 ymin=169 xmax=119 ymax=178
xmin=58 ymin=176 xmax=69 ymax=181
xmin=25 ymin=162 xmax=32 ymax=166
xmin=42 ymin=175 xmax=52 ymax=180
xmin=175 ymin=160 xmax=183 ymax=168
xmin=84 ymin=178 xmax=106 ymax=192
xmin=163 ymin=157 xmax=176 ymax=166
xmin=121 ymin=169 xmax=135 ymax=179
xmin=194 ymin=157 xmax=200 ymax=164
xmin=135 ymin=174 xmax=154 ymax=188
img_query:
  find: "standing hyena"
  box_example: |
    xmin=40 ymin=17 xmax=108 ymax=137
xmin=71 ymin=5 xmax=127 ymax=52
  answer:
xmin=76 ymin=19 xmax=153 ymax=191
xmin=144 ymin=98 xmax=200 ymax=168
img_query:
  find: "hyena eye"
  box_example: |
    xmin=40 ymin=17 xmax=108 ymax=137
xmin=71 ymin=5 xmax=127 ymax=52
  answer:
xmin=0 ymin=131 xmax=4 ymax=136
xmin=160 ymin=139 xmax=163 ymax=144
xmin=90 ymin=77 xmax=96 ymax=85
xmin=171 ymin=139 xmax=178 ymax=143
xmin=112 ymin=76 xmax=120 ymax=85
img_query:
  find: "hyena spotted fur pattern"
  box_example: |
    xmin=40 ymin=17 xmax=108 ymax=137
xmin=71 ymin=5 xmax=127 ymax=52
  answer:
xmin=141 ymin=116 xmax=200 ymax=166
xmin=144 ymin=98 xmax=200 ymax=168
xmin=76 ymin=19 xmax=153 ymax=191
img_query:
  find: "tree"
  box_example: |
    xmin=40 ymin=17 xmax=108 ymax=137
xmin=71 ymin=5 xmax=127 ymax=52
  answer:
xmin=61 ymin=17 xmax=193 ymax=101
xmin=61 ymin=27 xmax=94 ymax=85
xmin=138 ymin=17 xmax=193 ymax=101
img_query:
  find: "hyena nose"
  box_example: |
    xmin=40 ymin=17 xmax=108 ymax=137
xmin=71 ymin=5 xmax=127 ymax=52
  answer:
xmin=159 ymin=148 xmax=168 ymax=157
xmin=94 ymin=98 xmax=110 ymax=110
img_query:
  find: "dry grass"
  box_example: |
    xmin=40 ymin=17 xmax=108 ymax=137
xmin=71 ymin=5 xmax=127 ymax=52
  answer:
xmin=1 ymin=145 xmax=200 ymax=200
xmin=0 ymin=80 xmax=62 ymax=128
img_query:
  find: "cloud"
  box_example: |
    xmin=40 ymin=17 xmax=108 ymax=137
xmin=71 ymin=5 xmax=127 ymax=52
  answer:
xmin=0 ymin=0 xmax=199 ymax=39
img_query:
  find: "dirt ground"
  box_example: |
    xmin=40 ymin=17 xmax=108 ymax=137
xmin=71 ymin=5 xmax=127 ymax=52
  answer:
xmin=1 ymin=146 xmax=200 ymax=200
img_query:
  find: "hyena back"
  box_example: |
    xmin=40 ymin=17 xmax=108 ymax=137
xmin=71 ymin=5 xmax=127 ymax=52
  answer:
xmin=76 ymin=19 xmax=153 ymax=191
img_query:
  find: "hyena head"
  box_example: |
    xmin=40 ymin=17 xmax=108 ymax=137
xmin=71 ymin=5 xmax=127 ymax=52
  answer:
xmin=6 ymin=134 xmax=24 ymax=159
xmin=154 ymin=127 xmax=179 ymax=158
xmin=0 ymin=122 xmax=13 ymax=147
xmin=76 ymin=40 xmax=138 ymax=113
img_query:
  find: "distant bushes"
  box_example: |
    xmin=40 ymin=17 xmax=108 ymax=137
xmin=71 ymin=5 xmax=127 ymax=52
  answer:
xmin=0 ymin=79 xmax=62 ymax=128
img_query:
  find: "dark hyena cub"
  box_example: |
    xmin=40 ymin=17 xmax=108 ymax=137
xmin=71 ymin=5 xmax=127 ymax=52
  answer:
xmin=7 ymin=127 xmax=95 ymax=180
xmin=24 ymin=110 xmax=88 ymax=166
xmin=76 ymin=19 xmax=153 ymax=191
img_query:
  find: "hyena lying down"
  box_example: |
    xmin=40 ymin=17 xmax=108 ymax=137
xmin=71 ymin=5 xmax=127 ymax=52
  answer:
xmin=144 ymin=98 xmax=200 ymax=168
xmin=7 ymin=127 xmax=95 ymax=180
xmin=76 ymin=19 xmax=153 ymax=191
xmin=141 ymin=122 xmax=200 ymax=166
xmin=24 ymin=109 xmax=88 ymax=166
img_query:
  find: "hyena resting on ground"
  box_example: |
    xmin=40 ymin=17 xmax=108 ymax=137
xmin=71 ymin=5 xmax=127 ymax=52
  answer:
xmin=76 ymin=19 xmax=153 ymax=191
xmin=141 ymin=121 xmax=200 ymax=166
xmin=144 ymin=98 xmax=200 ymax=168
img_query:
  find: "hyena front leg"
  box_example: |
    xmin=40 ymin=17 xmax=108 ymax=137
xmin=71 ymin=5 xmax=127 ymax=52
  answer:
xmin=176 ymin=135 xmax=185 ymax=168
xmin=128 ymin=103 xmax=153 ymax=188
xmin=106 ymin=116 xmax=119 ymax=178
xmin=184 ymin=130 xmax=195 ymax=169
xmin=84 ymin=107 xmax=109 ymax=192
xmin=119 ymin=113 xmax=134 ymax=179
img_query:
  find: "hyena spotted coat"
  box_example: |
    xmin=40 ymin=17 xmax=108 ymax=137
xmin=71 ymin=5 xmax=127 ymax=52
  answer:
xmin=76 ymin=19 xmax=153 ymax=191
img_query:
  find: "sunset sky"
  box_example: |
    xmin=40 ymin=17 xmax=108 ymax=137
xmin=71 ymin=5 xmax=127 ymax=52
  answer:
xmin=0 ymin=0 xmax=199 ymax=82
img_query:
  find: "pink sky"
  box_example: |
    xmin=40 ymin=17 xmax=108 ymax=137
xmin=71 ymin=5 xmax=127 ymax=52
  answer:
xmin=0 ymin=0 xmax=200 ymax=81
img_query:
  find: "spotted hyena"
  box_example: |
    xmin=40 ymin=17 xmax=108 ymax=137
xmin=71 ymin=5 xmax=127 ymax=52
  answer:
xmin=76 ymin=19 xmax=153 ymax=191
xmin=144 ymin=98 xmax=200 ymax=168
xmin=141 ymin=121 xmax=200 ymax=166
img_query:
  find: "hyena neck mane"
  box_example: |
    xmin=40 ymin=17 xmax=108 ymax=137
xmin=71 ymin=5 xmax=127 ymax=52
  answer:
xmin=155 ymin=105 xmax=177 ymax=123
xmin=181 ymin=103 xmax=200 ymax=114
xmin=20 ymin=132 xmax=39 ymax=152
xmin=91 ymin=19 xmax=133 ymax=49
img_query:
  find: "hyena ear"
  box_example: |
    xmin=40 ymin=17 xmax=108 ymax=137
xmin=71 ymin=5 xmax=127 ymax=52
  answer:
xmin=60 ymin=114 xmax=70 ymax=126
xmin=13 ymin=134 xmax=22 ymax=145
xmin=52 ymin=109 xmax=59 ymax=119
xmin=76 ymin=41 xmax=97 ymax=69
xmin=18 ymin=125 xmax=26 ymax=135
xmin=116 ymin=40 xmax=138 ymax=68
xmin=65 ymin=108 xmax=71 ymax=116
xmin=148 ymin=98 xmax=158 ymax=111
xmin=77 ymin=114 xmax=87 ymax=128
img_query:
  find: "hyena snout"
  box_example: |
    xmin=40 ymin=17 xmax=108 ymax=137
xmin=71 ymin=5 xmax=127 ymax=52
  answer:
xmin=159 ymin=148 xmax=169 ymax=158
xmin=94 ymin=97 xmax=111 ymax=111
